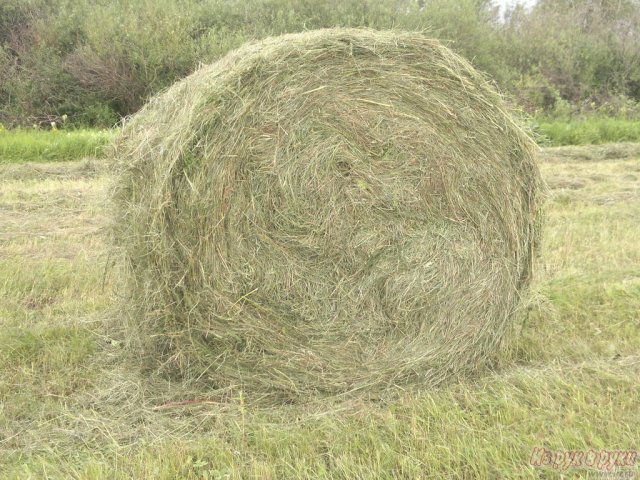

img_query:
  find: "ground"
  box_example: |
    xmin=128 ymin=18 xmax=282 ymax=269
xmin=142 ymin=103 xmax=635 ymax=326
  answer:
xmin=0 ymin=144 xmax=638 ymax=479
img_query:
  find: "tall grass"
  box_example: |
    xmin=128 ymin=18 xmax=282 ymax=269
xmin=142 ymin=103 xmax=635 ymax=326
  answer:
xmin=535 ymin=118 xmax=640 ymax=146
xmin=2 ymin=118 xmax=638 ymax=166
xmin=0 ymin=129 xmax=114 ymax=163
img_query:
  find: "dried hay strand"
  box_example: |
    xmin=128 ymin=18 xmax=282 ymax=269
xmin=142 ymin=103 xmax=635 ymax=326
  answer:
xmin=111 ymin=28 xmax=542 ymax=404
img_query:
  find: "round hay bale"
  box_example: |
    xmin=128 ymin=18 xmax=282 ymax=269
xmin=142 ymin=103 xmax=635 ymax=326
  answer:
xmin=112 ymin=28 xmax=542 ymax=402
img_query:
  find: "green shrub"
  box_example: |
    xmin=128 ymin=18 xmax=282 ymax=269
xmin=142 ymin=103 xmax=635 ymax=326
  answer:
xmin=0 ymin=0 xmax=639 ymax=126
xmin=502 ymin=0 xmax=640 ymax=113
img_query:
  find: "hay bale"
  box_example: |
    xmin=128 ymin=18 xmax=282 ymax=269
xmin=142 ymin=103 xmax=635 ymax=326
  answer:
xmin=112 ymin=28 xmax=542 ymax=402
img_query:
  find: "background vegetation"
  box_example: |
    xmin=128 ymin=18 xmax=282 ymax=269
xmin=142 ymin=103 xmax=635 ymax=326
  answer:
xmin=1 ymin=0 xmax=639 ymax=128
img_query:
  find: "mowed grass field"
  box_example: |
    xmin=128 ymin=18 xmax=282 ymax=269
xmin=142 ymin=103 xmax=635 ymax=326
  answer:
xmin=0 ymin=144 xmax=639 ymax=479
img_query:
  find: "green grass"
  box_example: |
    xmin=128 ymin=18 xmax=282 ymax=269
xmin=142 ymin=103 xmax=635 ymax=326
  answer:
xmin=0 ymin=119 xmax=638 ymax=166
xmin=0 ymin=144 xmax=639 ymax=478
xmin=535 ymin=117 xmax=640 ymax=146
xmin=0 ymin=129 xmax=114 ymax=163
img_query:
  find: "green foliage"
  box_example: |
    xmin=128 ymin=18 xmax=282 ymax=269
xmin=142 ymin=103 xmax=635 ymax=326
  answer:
xmin=0 ymin=0 xmax=639 ymax=126
xmin=502 ymin=0 xmax=640 ymax=114
xmin=63 ymin=0 xmax=204 ymax=115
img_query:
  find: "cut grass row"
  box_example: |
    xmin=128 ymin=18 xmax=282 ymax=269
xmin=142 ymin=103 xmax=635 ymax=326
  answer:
xmin=1 ymin=119 xmax=640 ymax=164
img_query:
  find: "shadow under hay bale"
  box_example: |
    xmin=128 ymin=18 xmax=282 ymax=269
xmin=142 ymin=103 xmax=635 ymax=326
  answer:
xmin=111 ymin=28 xmax=542 ymax=404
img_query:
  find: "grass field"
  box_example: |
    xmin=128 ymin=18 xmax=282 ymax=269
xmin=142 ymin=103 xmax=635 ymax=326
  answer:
xmin=0 ymin=144 xmax=638 ymax=478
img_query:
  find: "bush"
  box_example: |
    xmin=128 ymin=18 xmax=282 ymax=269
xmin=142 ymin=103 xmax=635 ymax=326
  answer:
xmin=502 ymin=0 xmax=640 ymax=114
xmin=0 ymin=0 xmax=639 ymax=126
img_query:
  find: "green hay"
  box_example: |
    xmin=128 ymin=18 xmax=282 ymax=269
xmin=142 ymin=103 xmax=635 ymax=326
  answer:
xmin=111 ymin=28 xmax=542 ymax=404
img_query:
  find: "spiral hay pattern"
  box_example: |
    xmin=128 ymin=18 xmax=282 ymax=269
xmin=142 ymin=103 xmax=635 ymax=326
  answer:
xmin=112 ymin=28 xmax=542 ymax=403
